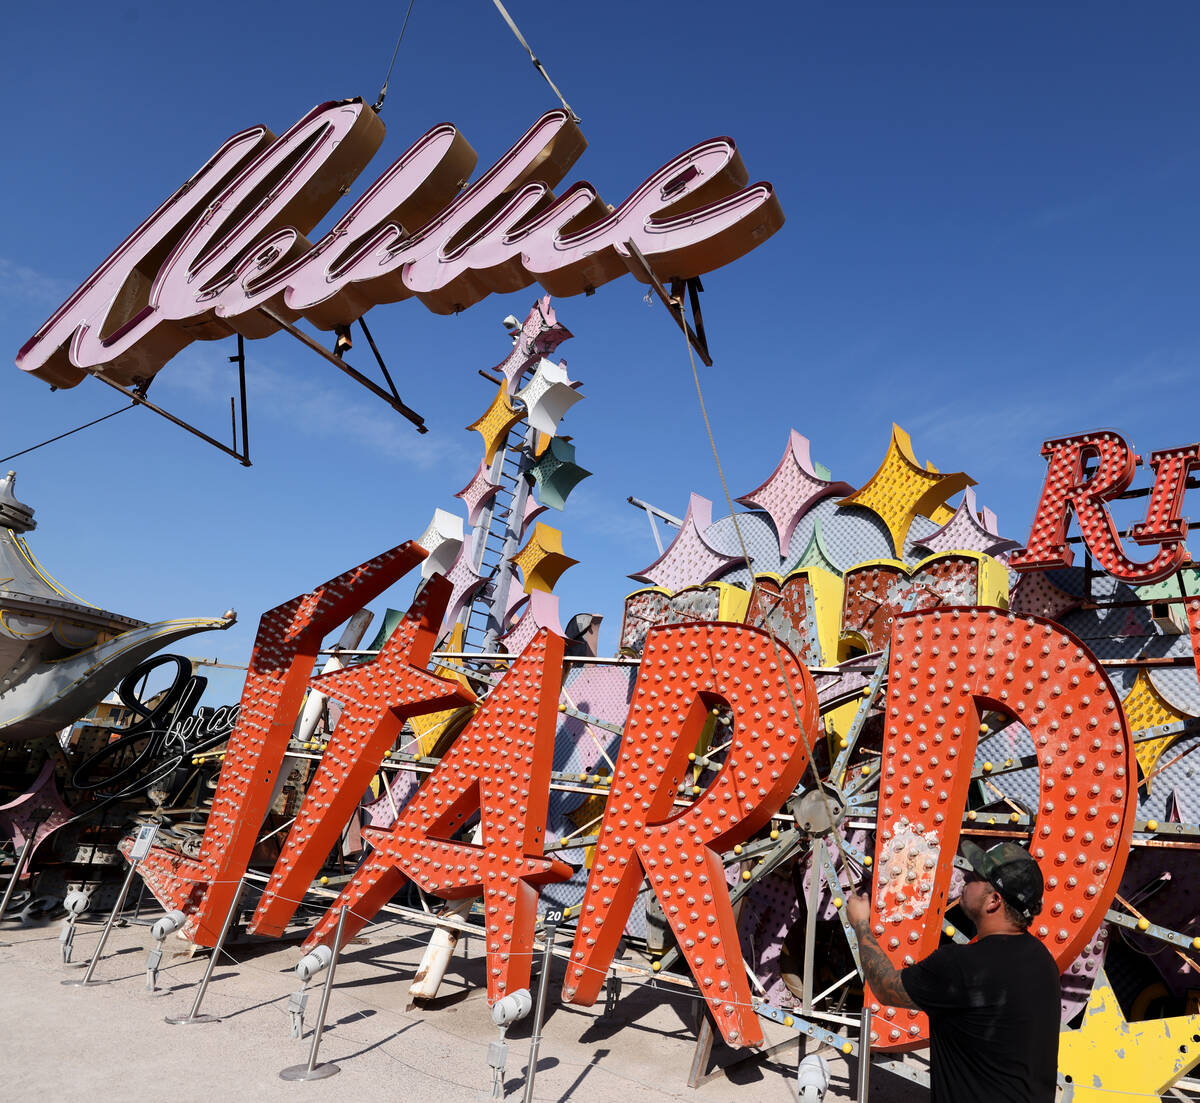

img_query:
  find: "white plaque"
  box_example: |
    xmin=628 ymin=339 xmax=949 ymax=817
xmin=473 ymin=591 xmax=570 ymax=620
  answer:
xmin=129 ymin=823 xmax=159 ymax=862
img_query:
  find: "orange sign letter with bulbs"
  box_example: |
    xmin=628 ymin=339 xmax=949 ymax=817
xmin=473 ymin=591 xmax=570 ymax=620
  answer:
xmin=865 ymin=608 xmax=1135 ymax=1053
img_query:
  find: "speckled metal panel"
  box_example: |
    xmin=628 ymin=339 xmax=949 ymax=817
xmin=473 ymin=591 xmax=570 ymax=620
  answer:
xmin=440 ymin=542 xmax=488 ymax=634
xmin=1148 ymin=663 xmax=1200 ymax=717
xmin=693 ymin=500 xmax=901 ymax=599
xmin=977 ymin=722 xmax=1041 ymax=810
xmin=816 ymin=660 xmax=877 ymax=709
xmin=1009 ymin=572 xmax=1084 ymax=620
xmin=840 ymin=555 xmax=982 ymax=654
xmin=363 ymin=752 xmax=423 ymax=829
xmin=745 ymin=575 xmax=818 ymax=666
xmin=498 ymin=591 xmax=562 ymax=654
xmin=792 ymin=499 xmax=897 ymax=574
xmin=618 ymin=585 xmax=725 ymax=655
xmin=1135 ymin=567 xmax=1200 ymax=603
xmin=0 ymin=759 xmax=71 ymax=859
xmin=620 ymin=589 xmax=671 ymax=653
xmin=703 ymin=510 xmax=781 ymax=577
xmin=663 ymin=586 xmax=722 ymax=626
xmin=491 ymin=296 xmax=572 ymax=393
xmin=899 ymin=515 xmax=943 ymax=564
xmin=794 ymin=520 xmax=842 ymax=576
xmin=455 ymin=461 xmax=502 ymax=527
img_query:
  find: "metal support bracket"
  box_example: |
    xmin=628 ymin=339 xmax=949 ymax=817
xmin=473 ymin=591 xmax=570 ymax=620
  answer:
xmin=90 ymin=364 xmax=251 ymax=467
xmin=259 ymin=308 xmax=427 ymax=433
xmin=623 ymin=240 xmax=713 ymax=367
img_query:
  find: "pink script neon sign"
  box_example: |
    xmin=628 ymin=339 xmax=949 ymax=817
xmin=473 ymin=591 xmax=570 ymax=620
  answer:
xmin=17 ymin=98 xmax=784 ymax=390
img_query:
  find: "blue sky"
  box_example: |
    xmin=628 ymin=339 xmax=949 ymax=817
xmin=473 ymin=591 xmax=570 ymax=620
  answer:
xmin=3 ymin=3 xmax=1199 ymax=702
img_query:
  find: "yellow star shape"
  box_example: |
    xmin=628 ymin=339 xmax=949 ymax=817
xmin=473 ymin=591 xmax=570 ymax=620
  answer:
xmin=1122 ymin=671 xmax=1188 ymax=788
xmin=466 ymin=382 xmax=524 ymax=464
xmin=838 ymin=424 xmax=974 ymax=555
xmin=1058 ymin=972 xmax=1200 ymax=1102
xmin=511 ymin=522 xmax=577 ymax=594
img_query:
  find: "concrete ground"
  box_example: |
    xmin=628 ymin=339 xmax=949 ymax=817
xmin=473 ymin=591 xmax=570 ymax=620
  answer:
xmin=0 ymin=911 xmax=928 ymax=1102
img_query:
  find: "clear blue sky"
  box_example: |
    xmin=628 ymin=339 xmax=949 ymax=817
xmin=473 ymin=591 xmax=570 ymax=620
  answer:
xmin=3 ymin=3 xmax=1199 ymax=702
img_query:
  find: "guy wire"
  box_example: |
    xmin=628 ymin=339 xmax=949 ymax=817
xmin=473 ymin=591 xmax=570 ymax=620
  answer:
xmin=374 ymin=0 xmax=418 ymax=113
xmin=675 ymin=306 xmax=857 ymax=877
xmin=490 ymin=0 xmax=581 ymax=123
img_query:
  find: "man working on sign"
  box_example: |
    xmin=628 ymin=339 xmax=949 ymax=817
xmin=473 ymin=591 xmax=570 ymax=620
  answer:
xmin=845 ymin=841 xmax=1061 ymax=1103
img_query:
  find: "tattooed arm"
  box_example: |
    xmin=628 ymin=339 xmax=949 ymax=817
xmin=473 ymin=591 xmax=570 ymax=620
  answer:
xmin=845 ymin=892 xmax=917 ymax=1009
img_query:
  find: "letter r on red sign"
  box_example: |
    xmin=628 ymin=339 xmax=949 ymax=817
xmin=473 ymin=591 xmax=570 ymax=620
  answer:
xmin=561 ymin=623 xmax=818 ymax=1048
xmin=1012 ymin=430 xmax=1200 ymax=584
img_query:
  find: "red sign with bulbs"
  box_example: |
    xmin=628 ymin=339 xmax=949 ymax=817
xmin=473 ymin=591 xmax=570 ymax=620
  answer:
xmin=127 ymin=414 xmax=1190 ymax=1051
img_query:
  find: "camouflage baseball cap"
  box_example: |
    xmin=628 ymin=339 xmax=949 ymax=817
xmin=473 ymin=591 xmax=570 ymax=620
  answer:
xmin=960 ymin=840 xmax=1044 ymax=920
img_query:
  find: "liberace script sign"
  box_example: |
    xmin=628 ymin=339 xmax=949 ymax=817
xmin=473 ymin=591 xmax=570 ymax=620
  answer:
xmin=17 ymin=99 xmax=783 ymax=389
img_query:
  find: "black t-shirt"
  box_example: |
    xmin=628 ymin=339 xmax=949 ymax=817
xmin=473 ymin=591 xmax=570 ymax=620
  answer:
xmin=900 ymin=932 xmax=1061 ymax=1103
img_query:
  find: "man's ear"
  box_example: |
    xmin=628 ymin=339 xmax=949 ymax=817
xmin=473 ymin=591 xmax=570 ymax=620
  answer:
xmin=984 ymin=889 xmax=1005 ymax=915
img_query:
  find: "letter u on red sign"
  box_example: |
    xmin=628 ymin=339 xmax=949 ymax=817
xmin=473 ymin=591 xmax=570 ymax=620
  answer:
xmin=867 ymin=608 xmax=1135 ymax=1052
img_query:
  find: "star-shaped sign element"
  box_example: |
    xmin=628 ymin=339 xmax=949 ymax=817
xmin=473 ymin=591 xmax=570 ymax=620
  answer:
xmin=301 ymin=630 xmax=573 ymax=1003
xmin=911 ymin=487 xmax=1020 ymax=559
xmin=1058 ymin=971 xmax=1200 ymax=1101
xmin=515 ymin=357 xmax=583 ymax=437
xmin=737 ymin=430 xmax=853 ymax=557
xmin=529 ymin=436 xmax=590 ymax=511
xmin=466 ymin=383 xmax=524 ymax=464
xmin=455 ymin=460 xmax=502 ymax=527
xmin=629 ymin=494 xmax=740 ymax=591
xmin=249 ymin=574 xmax=475 ymax=938
xmin=500 ymin=589 xmax=563 ymax=655
xmin=511 ymin=522 xmax=577 ymax=594
xmin=440 ymin=543 xmax=489 ymax=635
xmin=838 ymin=424 xmax=975 ymax=556
xmin=1121 ymin=670 xmax=1187 ymax=789
xmin=414 ymin=508 xmax=464 ymax=579
xmin=492 ymin=296 xmax=573 ymax=393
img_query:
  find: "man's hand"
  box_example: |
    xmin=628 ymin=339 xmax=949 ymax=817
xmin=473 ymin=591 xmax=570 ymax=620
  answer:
xmin=846 ymin=891 xmax=871 ymax=928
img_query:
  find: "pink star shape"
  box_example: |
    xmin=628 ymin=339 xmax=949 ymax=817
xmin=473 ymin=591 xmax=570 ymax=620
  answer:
xmin=629 ymin=494 xmax=740 ymax=591
xmin=737 ymin=431 xmax=853 ymax=557
xmin=912 ymin=488 xmax=1020 ymax=558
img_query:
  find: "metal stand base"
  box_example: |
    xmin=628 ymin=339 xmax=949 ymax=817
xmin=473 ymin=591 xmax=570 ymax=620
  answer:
xmin=61 ymin=978 xmax=105 ymax=987
xmin=164 ymin=1013 xmax=220 ymax=1025
xmin=279 ymin=1063 xmax=340 ymax=1081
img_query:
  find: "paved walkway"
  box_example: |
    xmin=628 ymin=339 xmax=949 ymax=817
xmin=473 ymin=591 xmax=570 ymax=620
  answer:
xmin=0 ymin=912 xmax=927 ymax=1102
